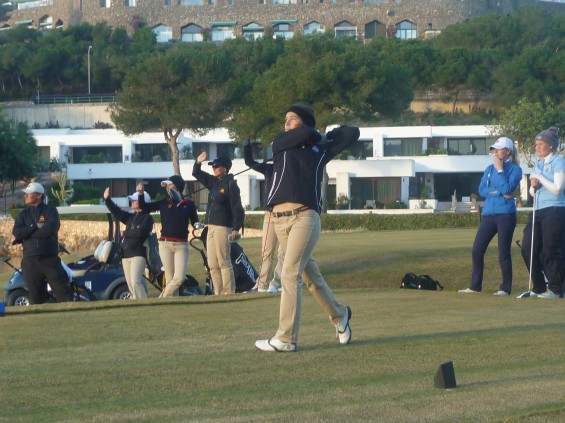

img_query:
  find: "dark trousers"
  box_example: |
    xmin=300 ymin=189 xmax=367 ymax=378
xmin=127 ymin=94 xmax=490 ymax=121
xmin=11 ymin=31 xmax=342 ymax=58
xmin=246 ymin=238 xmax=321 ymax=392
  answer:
xmin=521 ymin=207 xmax=565 ymax=296
xmin=470 ymin=213 xmax=517 ymax=293
xmin=21 ymin=255 xmax=72 ymax=305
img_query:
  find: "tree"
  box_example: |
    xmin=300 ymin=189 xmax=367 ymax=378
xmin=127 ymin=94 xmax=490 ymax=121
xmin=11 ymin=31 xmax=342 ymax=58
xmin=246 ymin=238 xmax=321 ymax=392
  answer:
xmin=492 ymin=98 xmax=565 ymax=167
xmin=0 ymin=113 xmax=38 ymax=205
xmin=110 ymin=43 xmax=233 ymax=177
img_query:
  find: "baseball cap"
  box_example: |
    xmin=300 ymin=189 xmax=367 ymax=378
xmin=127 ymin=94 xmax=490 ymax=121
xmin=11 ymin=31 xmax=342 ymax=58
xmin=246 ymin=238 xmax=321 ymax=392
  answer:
xmin=160 ymin=175 xmax=185 ymax=192
xmin=23 ymin=182 xmax=45 ymax=194
xmin=128 ymin=192 xmax=151 ymax=202
xmin=489 ymin=137 xmax=514 ymax=151
xmin=208 ymin=157 xmax=232 ymax=171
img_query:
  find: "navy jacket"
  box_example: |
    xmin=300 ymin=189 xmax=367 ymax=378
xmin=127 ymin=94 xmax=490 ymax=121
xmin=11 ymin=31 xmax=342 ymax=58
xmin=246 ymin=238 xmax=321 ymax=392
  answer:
xmin=105 ymin=198 xmax=154 ymax=258
xmin=138 ymin=195 xmax=199 ymax=241
xmin=267 ymin=125 xmax=360 ymax=213
xmin=192 ymin=163 xmax=245 ymax=231
xmin=13 ymin=202 xmax=61 ymax=257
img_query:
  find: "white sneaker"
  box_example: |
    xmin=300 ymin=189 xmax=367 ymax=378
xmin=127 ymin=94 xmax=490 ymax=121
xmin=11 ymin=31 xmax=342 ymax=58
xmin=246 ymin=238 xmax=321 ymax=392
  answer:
xmin=266 ymin=284 xmax=281 ymax=293
xmin=458 ymin=288 xmax=481 ymax=294
xmin=493 ymin=290 xmax=509 ymax=296
xmin=335 ymin=306 xmax=352 ymax=345
xmin=537 ymin=291 xmax=559 ymax=299
xmin=255 ymin=337 xmax=296 ymax=352
xmin=257 ymin=287 xmax=268 ymax=293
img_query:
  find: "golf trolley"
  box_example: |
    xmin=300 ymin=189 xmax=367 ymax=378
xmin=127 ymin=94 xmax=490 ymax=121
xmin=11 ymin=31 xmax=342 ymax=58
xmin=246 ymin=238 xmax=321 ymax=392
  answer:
xmin=188 ymin=223 xmax=257 ymax=295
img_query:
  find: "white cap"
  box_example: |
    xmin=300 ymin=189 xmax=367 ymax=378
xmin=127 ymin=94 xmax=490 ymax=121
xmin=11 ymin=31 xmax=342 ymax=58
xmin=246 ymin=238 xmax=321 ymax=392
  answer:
xmin=160 ymin=180 xmax=172 ymax=187
xmin=489 ymin=137 xmax=514 ymax=151
xmin=128 ymin=191 xmax=151 ymax=202
xmin=23 ymin=182 xmax=44 ymax=194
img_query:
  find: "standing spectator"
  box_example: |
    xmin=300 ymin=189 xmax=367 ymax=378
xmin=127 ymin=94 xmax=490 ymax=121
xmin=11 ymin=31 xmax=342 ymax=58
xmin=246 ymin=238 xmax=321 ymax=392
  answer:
xmin=104 ymin=187 xmax=153 ymax=299
xmin=520 ymin=127 xmax=565 ymax=298
xmin=243 ymin=138 xmax=282 ymax=293
xmin=192 ymin=154 xmax=245 ymax=295
xmin=458 ymin=137 xmax=522 ymax=296
xmin=137 ymin=175 xmax=199 ymax=297
xmin=12 ymin=182 xmax=72 ymax=304
xmin=255 ymin=102 xmax=359 ymax=352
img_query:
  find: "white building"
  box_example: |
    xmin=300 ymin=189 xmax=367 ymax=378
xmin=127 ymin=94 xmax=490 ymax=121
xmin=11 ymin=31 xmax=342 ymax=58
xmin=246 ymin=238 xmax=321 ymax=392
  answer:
xmin=33 ymin=125 xmax=532 ymax=211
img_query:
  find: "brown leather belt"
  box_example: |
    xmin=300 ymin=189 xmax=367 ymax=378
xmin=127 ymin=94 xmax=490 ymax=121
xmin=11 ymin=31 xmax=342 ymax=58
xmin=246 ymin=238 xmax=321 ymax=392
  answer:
xmin=159 ymin=236 xmax=187 ymax=243
xmin=272 ymin=206 xmax=309 ymax=218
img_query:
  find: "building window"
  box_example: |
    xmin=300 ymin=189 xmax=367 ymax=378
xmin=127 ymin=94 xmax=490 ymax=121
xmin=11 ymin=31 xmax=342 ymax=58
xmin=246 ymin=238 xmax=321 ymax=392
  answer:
xmin=273 ymin=23 xmax=294 ymax=39
xmin=384 ymin=139 xmax=422 ymax=157
xmin=181 ymin=23 xmax=204 ymax=42
xmin=124 ymin=0 xmax=135 ymax=6
xmin=165 ymin=0 xmax=173 ymax=5
xmin=99 ymin=0 xmax=110 ymax=7
xmin=447 ymin=138 xmax=487 ymax=156
xmin=362 ymin=0 xmax=387 ymax=3
xmin=304 ymin=21 xmax=324 ymax=36
xmin=180 ymin=0 xmax=205 ymax=4
xmin=243 ymin=22 xmax=264 ymax=40
xmin=364 ymin=20 xmax=385 ymax=39
xmin=334 ymin=21 xmax=357 ymax=38
xmin=395 ymin=20 xmax=417 ymax=39
xmin=153 ymin=24 xmax=173 ymax=43
xmin=211 ymin=25 xmax=235 ymax=41
xmin=132 ymin=144 xmax=169 ymax=162
xmin=71 ymin=147 xmax=122 ymax=164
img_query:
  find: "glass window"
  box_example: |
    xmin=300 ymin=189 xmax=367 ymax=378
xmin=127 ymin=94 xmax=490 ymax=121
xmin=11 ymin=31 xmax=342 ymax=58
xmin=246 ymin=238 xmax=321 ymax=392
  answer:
xmin=304 ymin=21 xmax=324 ymax=36
xmin=153 ymin=24 xmax=173 ymax=43
xmin=99 ymin=0 xmax=110 ymax=7
xmin=71 ymin=146 xmax=122 ymax=164
xmin=211 ymin=25 xmax=235 ymax=41
xmin=132 ymin=144 xmax=169 ymax=162
xmin=181 ymin=24 xmax=204 ymax=42
xmin=447 ymin=138 xmax=488 ymax=156
xmin=124 ymin=0 xmax=135 ymax=6
xmin=243 ymin=22 xmax=264 ymax=40
xmin=273 ymin=23 xmax=294 ymax=39
xmin=364 ymin=20 xmax=385 ymax=39
xmin=180 ymin=0 xmax=204 ymax=4
xmin=383 ymin=138 xmax=422 ymax=157
xmin=217 ymin=143 xmax=237 ymax=159
xmin=335 ymin=21 xmax=357 ymax=38
xmin=395 ymin=20 xmax=417 ymax=39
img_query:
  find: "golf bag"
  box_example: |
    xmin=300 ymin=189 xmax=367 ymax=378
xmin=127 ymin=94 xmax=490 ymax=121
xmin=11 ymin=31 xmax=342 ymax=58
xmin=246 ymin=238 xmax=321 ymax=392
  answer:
xmin=401 ymin=273 xmax=444 ymax=291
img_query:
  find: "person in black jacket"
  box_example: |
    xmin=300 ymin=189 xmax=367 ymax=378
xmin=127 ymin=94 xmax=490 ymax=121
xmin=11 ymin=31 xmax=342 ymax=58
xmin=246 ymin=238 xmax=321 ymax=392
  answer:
xmin=12 ymin=182 xmax=72 ymax=304
xmin=104 ymin=187 xmax=154 ymax=299
xmin=136 ymin=175 xmax=199 ymax=297
xmin=192 ymin=153 xmax=245 ymax=295
xmin=255 ymin=102 xmax=359 ymax=352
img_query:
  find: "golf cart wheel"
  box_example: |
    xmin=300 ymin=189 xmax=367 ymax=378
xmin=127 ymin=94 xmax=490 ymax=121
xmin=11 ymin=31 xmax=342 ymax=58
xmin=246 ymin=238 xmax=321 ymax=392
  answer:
xmin=179 ymin=275 xmax=203 ymax=296
xmin=112 ymin=284 xmax=132 ymax=300
xmin=6 ymin=289 xmax=30 ymax=307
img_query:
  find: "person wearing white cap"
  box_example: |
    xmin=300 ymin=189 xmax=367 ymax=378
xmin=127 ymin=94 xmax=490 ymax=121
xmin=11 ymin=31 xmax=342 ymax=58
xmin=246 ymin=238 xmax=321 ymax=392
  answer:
xmin=520 ymin=127 xmax=565 ymax=299
xmin=136 ymin=175 xmax=199 ymax=297
xmin=12 ymin=182 xmax=72 ymax=304
xmin=103 ymin=187 xmax=153 ymax=299
xmin=458 ymin=137 xmax=522 ymax=296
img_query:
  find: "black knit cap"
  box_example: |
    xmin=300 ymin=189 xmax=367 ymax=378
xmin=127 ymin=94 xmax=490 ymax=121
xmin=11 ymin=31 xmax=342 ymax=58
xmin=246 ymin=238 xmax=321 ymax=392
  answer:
xmin=286 ymin=102 xmax=316 ymax=128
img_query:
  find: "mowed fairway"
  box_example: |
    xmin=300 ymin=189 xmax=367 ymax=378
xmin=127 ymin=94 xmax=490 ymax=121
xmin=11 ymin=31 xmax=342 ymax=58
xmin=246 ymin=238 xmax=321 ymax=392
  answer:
xmin=1 ymin=228 xmax=565 ymax=422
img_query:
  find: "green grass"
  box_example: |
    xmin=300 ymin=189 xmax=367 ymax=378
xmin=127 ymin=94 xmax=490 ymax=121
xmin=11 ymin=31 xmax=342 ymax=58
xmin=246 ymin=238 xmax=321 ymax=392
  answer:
xmin=2 ymin=227 xmax=565 ymax=422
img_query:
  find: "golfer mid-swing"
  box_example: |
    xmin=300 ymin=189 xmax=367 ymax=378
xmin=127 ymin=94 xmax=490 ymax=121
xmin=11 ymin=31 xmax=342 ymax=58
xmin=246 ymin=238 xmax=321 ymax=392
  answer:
xmin=255 ymin=102 xmax=359 ymax=352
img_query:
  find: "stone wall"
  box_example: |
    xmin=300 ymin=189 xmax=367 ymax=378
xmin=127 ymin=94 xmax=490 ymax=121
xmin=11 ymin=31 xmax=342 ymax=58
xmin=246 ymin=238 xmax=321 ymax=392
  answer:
xmin=4 ymin=0 xmax=562 ymax=40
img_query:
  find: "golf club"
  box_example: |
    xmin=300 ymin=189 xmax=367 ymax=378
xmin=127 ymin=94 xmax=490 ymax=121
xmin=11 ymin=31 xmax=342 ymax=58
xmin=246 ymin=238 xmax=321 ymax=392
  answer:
xmin=517 ymin=187 xmax=538 ymax=298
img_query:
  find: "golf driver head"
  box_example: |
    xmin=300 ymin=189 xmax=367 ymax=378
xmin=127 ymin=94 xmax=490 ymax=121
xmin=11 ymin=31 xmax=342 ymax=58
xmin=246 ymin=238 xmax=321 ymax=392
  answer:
xmin=516 ymin=291 xmax=532 ymax=298
xmin=167 ymin=187 xmax=183 ymax=203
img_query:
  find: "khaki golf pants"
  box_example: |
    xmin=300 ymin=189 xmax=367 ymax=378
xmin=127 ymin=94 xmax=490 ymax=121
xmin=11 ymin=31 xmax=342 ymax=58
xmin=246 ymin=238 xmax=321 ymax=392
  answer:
xmin=273 ymin=209 xmax=346 ymax=344
xmin=256 ymin=211 xmax=282 ymax=291
xmin=158 ymin=240 xmax=189 ymax=297
xmin=207 ymin=224 xmax=236 ymax=295
xmin=122 ymin=256 xmax=148 ymax=299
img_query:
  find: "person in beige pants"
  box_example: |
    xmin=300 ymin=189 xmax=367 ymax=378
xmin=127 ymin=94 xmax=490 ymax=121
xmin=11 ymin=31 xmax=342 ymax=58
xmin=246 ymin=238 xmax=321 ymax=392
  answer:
xmin=255 ymin=102 xmax=360 ymax=352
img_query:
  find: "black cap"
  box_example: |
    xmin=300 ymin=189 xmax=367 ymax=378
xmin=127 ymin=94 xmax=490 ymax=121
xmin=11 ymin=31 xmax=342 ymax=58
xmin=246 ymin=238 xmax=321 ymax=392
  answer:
xmin=161 ymin=175 xmax=185 ymax=193
xmin=208 ymin=157 xmax=232 ymax=171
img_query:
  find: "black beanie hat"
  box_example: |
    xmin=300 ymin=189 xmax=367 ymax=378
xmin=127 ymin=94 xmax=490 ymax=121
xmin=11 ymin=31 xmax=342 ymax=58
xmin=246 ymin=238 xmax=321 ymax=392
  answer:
xmin=535 ymin=127 xmax=560 ymax=151
xmin=286 ymin=102 xmax=316 ymax=128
